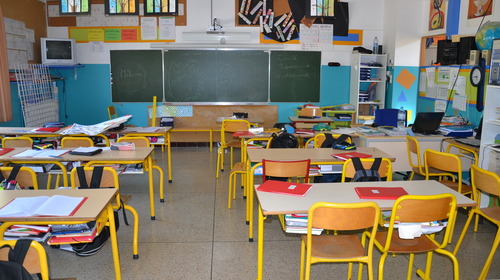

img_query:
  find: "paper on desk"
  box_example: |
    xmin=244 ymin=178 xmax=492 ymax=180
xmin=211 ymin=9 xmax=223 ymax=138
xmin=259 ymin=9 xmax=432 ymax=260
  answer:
xmin=60 ymin=115 xmax=131 ymax=136
xmin=12 ymin=149 xmax=69 ymax=158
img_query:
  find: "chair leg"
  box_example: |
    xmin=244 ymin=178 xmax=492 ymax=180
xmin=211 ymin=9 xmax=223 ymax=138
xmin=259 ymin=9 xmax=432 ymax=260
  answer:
xmin=152 ymin=165 xmax=165 ymax=202
xmin=55 ymin=174 xmax=61 ymax=188
xmin=299 ymin=238 xmax=306 ymax=280
xmin=478 ymin=228 xmax=500 ymax=280
xmin=415 ymin=251 xmax=433 ymax=280
xmin=432 ymin=249 xmax=459 ymax=280
xmin=407 ymin=253 xmax=414 ymax=280
xmin=378 ymin=252 xmax=388 ymax=280
xmin=453 ymin=210 xmax=475 ymax=255
xmin=124 ymin=205 xmax=140 ymax=259
xmin=216 ymin=147 xmax=222 ymax=179
xmin=228 ymin=172 xmax=235 ymax=209
xmin=409 ymin=171 xmax=415 ymax=181
xmin=347 ymin=262 xmax=353 ymax=279
xmin=46 ymin=174 xmax=53 ymax=189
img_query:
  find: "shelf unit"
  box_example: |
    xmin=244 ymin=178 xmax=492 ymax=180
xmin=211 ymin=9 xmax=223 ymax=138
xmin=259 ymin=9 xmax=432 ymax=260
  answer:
xmin=350 ymin=53 xmax=387 ymax=123
xmin=479 ymin=85 xmax=500 ymax=174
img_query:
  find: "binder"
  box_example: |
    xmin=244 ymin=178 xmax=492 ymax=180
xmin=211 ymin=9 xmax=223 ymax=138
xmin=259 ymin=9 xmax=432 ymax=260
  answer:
xmin=354 ymin=187 xmax=408 ymax=200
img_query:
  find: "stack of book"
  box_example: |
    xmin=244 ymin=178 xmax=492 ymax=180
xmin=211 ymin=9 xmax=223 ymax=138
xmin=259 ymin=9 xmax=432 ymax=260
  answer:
xmin=284 ymin=214 xmax=323 ymax=235
xmin=377 ymin=126 xmax=407 ymax=136
xmin=47 ymin=223 xmax=98 ymax=245
xmin=4 ymin=225 xmax=51 ymax=242
xmin=355 ymin=126 xmax=386 ymax=137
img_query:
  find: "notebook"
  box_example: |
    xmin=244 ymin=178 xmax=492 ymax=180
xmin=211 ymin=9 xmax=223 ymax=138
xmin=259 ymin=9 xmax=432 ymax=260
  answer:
xmin=331 ymin=152 xmax=372 ymax=161
xmin=354 ymin=187 xmax=408 ymax=200
xmin=0 ymin=148 xmax=14 ymax=156
xmin=256 ymin=180 xmax=313 ymax=196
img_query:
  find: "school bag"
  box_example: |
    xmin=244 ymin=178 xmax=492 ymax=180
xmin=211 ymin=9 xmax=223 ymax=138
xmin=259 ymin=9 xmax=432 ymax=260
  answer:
xmin=270 ymin=132 xmax=298 ymax=148
xmin=321 ymin=133 xmax=356 ymax=150
xmin=0 ymin=239 xmax=34 ymax=280
xmin=0 ymin=165 xmax=22 ymax=190
xmin=351 ymin=157 xmax=382 ymax=182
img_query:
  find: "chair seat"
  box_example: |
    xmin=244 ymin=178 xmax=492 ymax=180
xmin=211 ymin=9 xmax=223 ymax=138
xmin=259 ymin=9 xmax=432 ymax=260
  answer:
xmin=440 ymin=179 xmax=472 ymax=194
xmin=225 ymin=141 xmax=242 ymax=148
xmin=481 ymin=207 xmax=500 ymax=222
xmin=375 ymin=231 xmax=438 ymax=253
xmin=412 ymin=166 xmax=445 ymax=175
xmin=231 ymin=162 xmax=246 ymax=172
xmin=301 ymin=234 xmax=366 ymax=259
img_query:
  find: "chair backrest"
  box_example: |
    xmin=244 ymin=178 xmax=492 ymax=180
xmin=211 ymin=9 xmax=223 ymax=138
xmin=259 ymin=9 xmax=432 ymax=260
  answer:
xmin=341 ymin=158 xmax=393 ymax=182
xmin=470 ymin=164 xmax=500 ymax=201
xmin=2 ymin=137 xmax=33 ymax=148
xmin=0 ymin=167 xmax=39 ymax=189
xmin=0 ymin=240 xmax=49 ymax=279
xmin=70 ymin=166 xmax=119 ymax=189
xmin=108 ymin=105 xmax=117 ymax=120
xmin=262 ymin=159 xmax=311 ymax=183
xmin=221 ymin=119 xmax=251 ymax=144
xmin=406 ymin=136 xmax=422 ymax=171
xmin=61 ymin=137 xmax=94 ymax=148
xmin=117 ymin=136 xmax=151 ymax=147
xmin=424 ymin=149 xmax=461 ymax=174
xmin=309 ymin=201 xmax=380 ymax=231
xmin=382 ymin=194 xmax=457 ymax=251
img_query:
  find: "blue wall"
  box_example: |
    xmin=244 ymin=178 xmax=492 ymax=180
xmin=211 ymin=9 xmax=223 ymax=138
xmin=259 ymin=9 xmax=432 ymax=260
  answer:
xmin=2 ymin=64 xmax=352 ymax=127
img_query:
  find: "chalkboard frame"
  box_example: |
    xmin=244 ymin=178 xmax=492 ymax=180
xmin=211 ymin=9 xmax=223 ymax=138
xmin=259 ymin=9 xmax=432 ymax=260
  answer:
xmin=110 ymin=49 xmax=321 ymax=103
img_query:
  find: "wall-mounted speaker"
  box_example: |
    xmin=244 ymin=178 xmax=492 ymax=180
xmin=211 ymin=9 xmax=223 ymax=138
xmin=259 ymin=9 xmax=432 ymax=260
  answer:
xmin=469 ymin=50 xmax=479 ymax=65
xmin=482 ymin=50 xmax=491 ymax=65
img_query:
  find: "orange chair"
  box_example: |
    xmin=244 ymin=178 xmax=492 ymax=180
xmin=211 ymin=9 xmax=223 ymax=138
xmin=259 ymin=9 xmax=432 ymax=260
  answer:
xmin=341 ymin=158 xmax=393 ymax=182
xmin=0 ymin=166 xmax=39 ymax=189
xmin=424 ymin=149 xmax=472 ymax=195
xmin=0 ymin=240 xmax=49 ymax=280
xmin=1 ymin=136 xmax=33 ymax=148
xmin=300 ymin=201 xmax=380 ymax=280
xmin=216 ymin=119 xmax=251 ymax=178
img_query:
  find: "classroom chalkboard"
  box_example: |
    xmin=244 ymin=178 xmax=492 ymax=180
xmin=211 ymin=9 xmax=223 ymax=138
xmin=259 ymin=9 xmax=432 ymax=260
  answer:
xmin=270 ymin=51 xmax=321 ymax=102
xmin=110 ymin=49 xmax=321 ymax=103
xmin=164 ymin=50 xmax=269 ymax=102
xmin=110 ymin=50 xmax=163 ymax=102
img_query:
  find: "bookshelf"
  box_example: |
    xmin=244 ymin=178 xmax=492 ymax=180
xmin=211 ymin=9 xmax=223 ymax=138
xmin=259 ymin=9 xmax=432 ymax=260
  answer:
xmin=479 ymin=85 xmax=500 ymax=174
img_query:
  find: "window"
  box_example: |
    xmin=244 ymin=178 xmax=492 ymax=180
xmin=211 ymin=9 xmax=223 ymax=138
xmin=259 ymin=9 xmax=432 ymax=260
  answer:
xmin=59 ymin=0 xmax=91 ymax=15
xmin=105 ymin=0 xmax=139 ymax=15
xmin=144 ymin=0 xmax=178 ymax=15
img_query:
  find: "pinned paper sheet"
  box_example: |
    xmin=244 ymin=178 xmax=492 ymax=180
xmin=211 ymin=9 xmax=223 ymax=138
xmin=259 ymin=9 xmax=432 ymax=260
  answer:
xmin=448 ymin=67 xmax=460 ymax=89
xmin=435 ymin=100 xmax=447 ymax=112
xmin=452 ymin=93 xmax=467 ymax=111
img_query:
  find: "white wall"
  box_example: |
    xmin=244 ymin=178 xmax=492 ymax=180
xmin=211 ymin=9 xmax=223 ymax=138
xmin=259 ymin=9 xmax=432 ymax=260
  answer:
xmin=48 ymin=0 xmax=386 ymax=66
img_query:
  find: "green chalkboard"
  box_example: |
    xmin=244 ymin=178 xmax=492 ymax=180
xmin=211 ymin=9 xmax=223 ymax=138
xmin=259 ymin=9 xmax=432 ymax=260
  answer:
xmin=270 ymin=51 xmax=321 ymax=102
xmin=110 ymin=50 xmax=163 ymax=102
xmin=110 ymin=49 xmax=321 ymax=103
xmin=164 ymin=50 xmax=269 ymax=103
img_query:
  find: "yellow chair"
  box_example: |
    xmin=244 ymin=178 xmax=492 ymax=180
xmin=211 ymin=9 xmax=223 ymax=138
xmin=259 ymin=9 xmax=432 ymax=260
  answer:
xmin=108 ymin=105 xmax=117 ymax=120
xmin=373 ymin=194 xmax=459 ymax=280
xmin=453 ymin=164 xmax=500 ymax=280
xmin=216 ymin=119 xmax=251 ymax=179
xmin=304 ymin=133 xmax=350 ymax=148
xmin=424 ymin=149 xmax=472 ymax=195
xmin=406 ymin=136 xmax=451 ymax=180
xmin=0 ymin=240 xmax=49 ymax=280
xmin=341 ymin=158 xmax=393 ymax=182
xmin=228 ymin=136 xmax=272 ymax=209
xmin=117 ymin=136 xmax=165 ymax=202
xmin=1 ymin=136 xmax=33 ymax=148
xmin=300 ymin=201 xmax=380 ymax=280
xmin=70 ymin=166 xmax=140 ymax=259
xmin=0 ymin=166 xmax=39 ymax=189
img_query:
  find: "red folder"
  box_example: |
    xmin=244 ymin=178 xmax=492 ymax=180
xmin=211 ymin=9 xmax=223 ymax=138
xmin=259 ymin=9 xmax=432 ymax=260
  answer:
xmin=256 ymin=180 xmax=313 ymax=196
xmin=232 ymin=131 xmax=252 ymax=137
xmin=354 ymin=187 xmax=408 ymax=200
xmin=0 ymin=148 xmax=14 ymax=156
xmin=332 ymin=152 xmax=372 ymax=161
xmin=36 ymin=127 xmax=60 ymax=132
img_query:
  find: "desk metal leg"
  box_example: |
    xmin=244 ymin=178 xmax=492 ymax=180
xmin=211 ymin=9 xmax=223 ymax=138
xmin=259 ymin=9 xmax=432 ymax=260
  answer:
xmin=147 ymin=156 xmax=156 ymax=220
xmin=257 ymin=206 xmax=265 ymax=280
xmin=167 ymin=131 xmax=173 ymax=183
xmin=248 ymin=163 xmax=261 ymax=241
xmin=107 ymin=204 xmax=122 ymax=280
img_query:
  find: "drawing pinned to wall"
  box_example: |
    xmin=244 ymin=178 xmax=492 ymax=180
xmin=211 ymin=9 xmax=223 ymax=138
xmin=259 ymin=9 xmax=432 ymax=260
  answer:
xmin=307 ymin=0 xmax=335 ymax=17
xmin=59 ymin=0 xmax=90 ymax=15
xmin=468 ymin=0 xmax=492 ymax=19
xmin=429 ymin=0 xmax=446 ymax=31
xmin=144 ymin=0 xmax=178 ymax=16
xmin=105 ymin=0 xmax=139 ymax=15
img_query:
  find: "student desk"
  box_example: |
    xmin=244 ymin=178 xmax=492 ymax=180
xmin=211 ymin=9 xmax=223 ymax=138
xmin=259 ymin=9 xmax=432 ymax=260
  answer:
xmin=246 ymin=147 xmax=395 ymax=241
xmin=288 ymin=116 xmax=334 ymax=129
xmin=0 ymin=127 xmax=63 ymax=138
xmin=0 ymin=188 xmax=122 ymax=280
xmin=112 ymin=126 xmax=173 ymax=183
xmin=254 ymin=180 xmax=476 ymax=280
xmin=443 ymin=138 xmax=480 ymax=163
xmin=0 ymin=147 xmax=160 ymax=220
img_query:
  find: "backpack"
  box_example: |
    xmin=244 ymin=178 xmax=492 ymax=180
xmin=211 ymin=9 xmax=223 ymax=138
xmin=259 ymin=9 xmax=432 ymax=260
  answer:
xmin=321 ymin=133 xmax=356 ymax=150
xmin=0 ymin=165 xmax=22 ymax=190
xmin=0 ymin=239 xmax=34 ymax=280
xmin=273 ymin=123 xmax=295 ymax=133
xmin=351 ymin=157 xmax=382 ymax=182
xmin=270 ymin=132 xmax=299 ymax=148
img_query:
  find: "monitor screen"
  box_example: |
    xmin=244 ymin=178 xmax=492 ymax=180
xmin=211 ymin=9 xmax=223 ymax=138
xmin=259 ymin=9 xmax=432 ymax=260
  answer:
xmin=40 ymin=38 xmax=76 ymax=65
xmin=411 ymin=112 xmax=444 ymax=134
xmin=46 ymin=40 xmax=73 ymax=59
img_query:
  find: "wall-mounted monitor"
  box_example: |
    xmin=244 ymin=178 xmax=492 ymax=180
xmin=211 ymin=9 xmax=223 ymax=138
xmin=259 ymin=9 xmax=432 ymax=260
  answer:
xmin=40 ymin=38 xmax=77 ymax=66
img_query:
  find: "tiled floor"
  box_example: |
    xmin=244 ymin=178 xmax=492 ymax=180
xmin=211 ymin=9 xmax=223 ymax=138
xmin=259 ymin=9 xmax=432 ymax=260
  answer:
xmin=40 ymin=147 xmax=500 ymax=280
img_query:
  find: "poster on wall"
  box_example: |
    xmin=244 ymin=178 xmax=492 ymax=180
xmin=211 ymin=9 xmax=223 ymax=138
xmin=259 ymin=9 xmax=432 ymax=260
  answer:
xmin=429 ymin=0 xmax=446 ymax=31
xmin=468 ymin=0 xmax=493 ymax=19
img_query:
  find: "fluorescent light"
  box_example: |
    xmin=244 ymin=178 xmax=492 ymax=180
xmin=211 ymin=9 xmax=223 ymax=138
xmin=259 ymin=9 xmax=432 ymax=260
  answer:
xmin=182 ymin=32 xmax=251 ymax=44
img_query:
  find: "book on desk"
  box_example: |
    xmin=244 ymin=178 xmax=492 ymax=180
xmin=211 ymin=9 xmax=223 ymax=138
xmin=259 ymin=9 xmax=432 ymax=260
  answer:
xmin=0 ymin=195 xmax=87 ymax=217
xmin=354 ymin=187 xmax=408 ymax=200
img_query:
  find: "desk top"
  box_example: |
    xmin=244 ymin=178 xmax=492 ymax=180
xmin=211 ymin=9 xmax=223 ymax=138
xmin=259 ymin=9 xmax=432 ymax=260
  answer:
xmin=216 ymin=117 xmax=265 ymax=124
xmin=0 ymin=147 xmax=154 ymax=162
xmin=247 ymin=147 xmax=395 ymax=163
xmin=289 ymin=117 xmax=333 ymax=123
xmin=0 ymin=127 xmax=63 ymax=136
xmin=0 ymin=188 xmax=117 ymax=222
xmin=255 ymin=180 xmax=476 ymax=215
xmin=112 ymin=126 xmax=170 ymax=134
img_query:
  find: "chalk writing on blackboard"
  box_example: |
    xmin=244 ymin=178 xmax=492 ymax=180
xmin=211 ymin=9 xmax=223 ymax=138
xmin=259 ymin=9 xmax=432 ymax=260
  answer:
xmin=114 ymin=62 xmax=147 ymax=93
